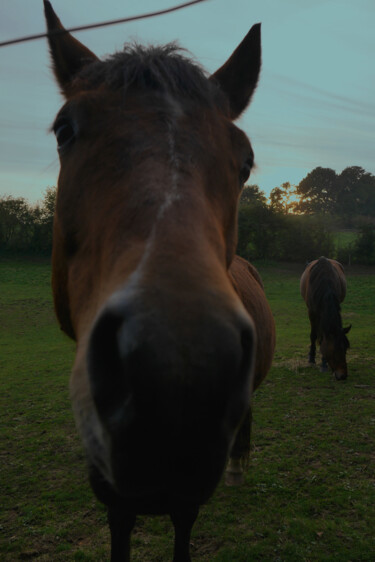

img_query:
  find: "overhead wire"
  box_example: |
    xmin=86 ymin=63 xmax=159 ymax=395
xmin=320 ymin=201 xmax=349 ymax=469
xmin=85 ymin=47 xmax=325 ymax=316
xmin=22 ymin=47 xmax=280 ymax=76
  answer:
xmin=0 ymin=0 xmax=211 ymax=48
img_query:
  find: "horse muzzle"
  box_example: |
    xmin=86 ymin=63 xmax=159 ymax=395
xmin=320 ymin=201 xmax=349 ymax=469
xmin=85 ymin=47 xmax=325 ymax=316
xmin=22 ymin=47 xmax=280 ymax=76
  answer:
xmin=84 ymin=284 xmax=256 ymax=499
xmin=334 ymin=369 xmax=348 ymax=381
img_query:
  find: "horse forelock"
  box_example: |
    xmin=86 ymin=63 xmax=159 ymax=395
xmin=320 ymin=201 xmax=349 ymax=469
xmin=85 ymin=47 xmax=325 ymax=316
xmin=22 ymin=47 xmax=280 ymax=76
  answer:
xmin=71 ymin=43 xmax=228 ymax=112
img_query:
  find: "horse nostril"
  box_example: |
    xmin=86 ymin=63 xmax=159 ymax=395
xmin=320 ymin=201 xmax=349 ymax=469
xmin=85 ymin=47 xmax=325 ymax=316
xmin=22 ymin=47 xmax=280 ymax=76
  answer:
xmin=88 ymin=307 xmax=134 ymax=427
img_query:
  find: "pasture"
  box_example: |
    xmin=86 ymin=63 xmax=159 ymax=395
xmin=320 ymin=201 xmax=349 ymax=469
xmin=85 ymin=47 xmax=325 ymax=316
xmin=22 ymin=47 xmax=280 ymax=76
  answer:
xmin=1 ymin=258 xmax=374 ymax=561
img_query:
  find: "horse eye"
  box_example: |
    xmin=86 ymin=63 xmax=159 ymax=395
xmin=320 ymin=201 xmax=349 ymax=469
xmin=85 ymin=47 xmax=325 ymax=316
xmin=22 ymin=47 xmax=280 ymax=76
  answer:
xmin=53 ymin=118 xmax=76 ymax=151
xmin=239 ymin=156 xmax=253 ymax=186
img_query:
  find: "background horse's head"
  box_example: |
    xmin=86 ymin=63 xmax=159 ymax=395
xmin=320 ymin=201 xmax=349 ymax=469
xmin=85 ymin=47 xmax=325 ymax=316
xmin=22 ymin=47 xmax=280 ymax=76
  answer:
xmin=320 ymin=324 xmax=351 ymax=380
xmin=45 ymin=0 xmax=261 ymax=506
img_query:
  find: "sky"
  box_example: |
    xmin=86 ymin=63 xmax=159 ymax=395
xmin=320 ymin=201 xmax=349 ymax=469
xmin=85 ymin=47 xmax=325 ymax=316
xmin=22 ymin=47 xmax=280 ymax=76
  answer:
xmin=0 ymin=0 xmax=374 ymax=203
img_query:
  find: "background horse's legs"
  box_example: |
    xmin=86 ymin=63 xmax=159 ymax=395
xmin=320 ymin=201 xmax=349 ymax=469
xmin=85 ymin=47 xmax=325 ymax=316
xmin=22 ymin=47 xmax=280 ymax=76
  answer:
xmin=108 ymin=506 xmax=136 ymax=562
xmin=225 ymin=407 xmax=252 ymax=486
xmin=308 ymin=313 xmax=317 ymax=364
xmin=170 ymin=504 xmax=199 ymax=562
xmin=320 ymin=357 xmax=329 ymax=372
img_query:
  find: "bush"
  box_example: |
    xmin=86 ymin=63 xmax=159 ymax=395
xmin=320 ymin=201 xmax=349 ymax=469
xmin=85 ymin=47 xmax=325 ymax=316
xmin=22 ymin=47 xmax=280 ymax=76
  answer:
xmin=237 ymin=203 xmax=281 ymax=260
xmin=237 ymin=205 xmax=335 ymax=263
xmin=352 ymin=225 xmax=375 ymax=265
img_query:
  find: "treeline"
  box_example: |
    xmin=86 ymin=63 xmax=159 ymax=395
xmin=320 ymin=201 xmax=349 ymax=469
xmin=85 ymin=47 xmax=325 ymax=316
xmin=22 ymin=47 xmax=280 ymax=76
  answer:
xmin=1 ymin=165 xmax=375 ymax=264
xmin=238 ymin=164 xmax=375 ymax=265
xmin=238 ymin=174 xmax=375 ymax=265
xmin=297 ymin=166 xmax=375 ymax=219
xmin=0 ymin=188 xmax=55 ymax=255
xmin=269 ymin=165 xmax=375 ymax=220
xmin=238 ymin=191 xmax=335 ymax=263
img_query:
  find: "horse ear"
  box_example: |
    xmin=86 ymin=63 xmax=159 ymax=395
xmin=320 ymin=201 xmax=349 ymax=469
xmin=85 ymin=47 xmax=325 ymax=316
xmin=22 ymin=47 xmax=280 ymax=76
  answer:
xmin=343 ymin=324 xmax=352 ymax=334
xmin=44 ymin=0 xmax=98 ymax=96
xmin=211 ymin=23 xmax=261 ymax=120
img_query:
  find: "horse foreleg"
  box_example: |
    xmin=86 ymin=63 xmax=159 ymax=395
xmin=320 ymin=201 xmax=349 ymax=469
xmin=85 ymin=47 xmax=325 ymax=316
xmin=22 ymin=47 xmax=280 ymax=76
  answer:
xmin=308 ymin=315 xmax=317 ymax=364
xmin=225 ymin=407 xmax=252 ymax=486
xmin=320 ymin=357 xmax=329 ymax=372
xmin=170 ymin=505 xmax=199 ymax=562
xmin=108 ymin=506 xmax=136 ymax=562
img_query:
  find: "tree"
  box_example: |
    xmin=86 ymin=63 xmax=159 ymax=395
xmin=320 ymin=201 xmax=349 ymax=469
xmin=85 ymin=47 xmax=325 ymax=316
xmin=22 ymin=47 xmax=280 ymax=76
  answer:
xmin=239 ymin=184 xmax=267 ymax=206
xmin=294 ymin=167 xmax=337 ymax=215
xmin=353 ymin=225 xmax=375 ymax=265
xmin=275 ymin=214 xmax=335 ymax=262
xmin=32 ymin=187 xmax=56 ymax=253
xmin=0 ymin=195 xmax=34 ymax=251
xmin=0 ymin=188 xmax=56 ymax=254
xmin=269 ymin=182 xmax=297 ymax=214
xmin=336 ymin=166 xmax=375 ymax=221
xmin=40 ymin=186 xmax=57 ymax=219
xmin=238 ymin=196 xmax=282 ymax=261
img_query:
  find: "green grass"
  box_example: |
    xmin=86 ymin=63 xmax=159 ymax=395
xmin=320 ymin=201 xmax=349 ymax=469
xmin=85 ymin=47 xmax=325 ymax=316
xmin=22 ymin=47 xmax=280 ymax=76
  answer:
xmin=333 ymin=230 xmax=358 ymax=253
xmin=1 ymin=258 xmax=374 ymax=561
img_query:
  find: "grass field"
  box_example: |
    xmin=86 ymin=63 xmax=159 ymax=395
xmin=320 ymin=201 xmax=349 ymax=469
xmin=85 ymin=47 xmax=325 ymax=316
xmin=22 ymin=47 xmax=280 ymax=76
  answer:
xmin=1 ymin=257 xmax=374 ymax=561
xmin=333 ymin=230 xmax=357 ymax=252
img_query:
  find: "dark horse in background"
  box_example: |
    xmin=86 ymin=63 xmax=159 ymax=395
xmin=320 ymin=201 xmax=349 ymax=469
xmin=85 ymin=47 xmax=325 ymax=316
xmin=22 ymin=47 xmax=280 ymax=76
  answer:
xmin=44 ymin=1 xmax=275 ymax=560
xmin=300 ymin=257 xmax=351 ymax=380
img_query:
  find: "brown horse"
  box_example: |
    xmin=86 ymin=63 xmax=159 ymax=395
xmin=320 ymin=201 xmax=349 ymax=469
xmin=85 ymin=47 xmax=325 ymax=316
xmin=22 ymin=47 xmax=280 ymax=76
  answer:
xmin=300 ymin=257 xmax=351 ymax=380
xmin=44 ymin=1 xmax=275 ymax=560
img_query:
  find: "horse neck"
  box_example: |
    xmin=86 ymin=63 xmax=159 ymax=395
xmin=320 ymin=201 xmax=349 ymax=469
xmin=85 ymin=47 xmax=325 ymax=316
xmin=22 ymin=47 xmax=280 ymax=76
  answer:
xmin=318 ymin=289 xmax=343 ymax=338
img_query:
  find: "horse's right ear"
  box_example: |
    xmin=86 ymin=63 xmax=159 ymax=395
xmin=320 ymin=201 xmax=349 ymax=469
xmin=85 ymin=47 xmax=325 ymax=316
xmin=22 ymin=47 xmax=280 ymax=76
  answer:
xmin=211 ymin=23 xmax=261 ymax=120
xmin=44 ymin=0 xmax=98 ymax=96
xmin=343 ymin=324 xmax=352 ymax=334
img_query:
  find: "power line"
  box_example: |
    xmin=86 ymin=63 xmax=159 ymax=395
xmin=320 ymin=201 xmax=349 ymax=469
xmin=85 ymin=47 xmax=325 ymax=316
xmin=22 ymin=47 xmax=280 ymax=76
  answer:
xmin=0 ymin=0 xmax=211 ymax=48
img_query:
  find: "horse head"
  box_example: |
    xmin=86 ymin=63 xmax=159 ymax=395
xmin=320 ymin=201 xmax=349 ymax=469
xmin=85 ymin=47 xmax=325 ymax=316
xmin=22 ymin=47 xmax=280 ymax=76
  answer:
xmin=320 ymin=324 xmax=351 ymax=380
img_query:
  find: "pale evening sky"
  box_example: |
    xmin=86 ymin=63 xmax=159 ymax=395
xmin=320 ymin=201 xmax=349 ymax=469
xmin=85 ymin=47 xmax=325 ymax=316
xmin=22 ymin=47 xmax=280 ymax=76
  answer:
xmin=0 ymin=0 xmax=374 ymax=204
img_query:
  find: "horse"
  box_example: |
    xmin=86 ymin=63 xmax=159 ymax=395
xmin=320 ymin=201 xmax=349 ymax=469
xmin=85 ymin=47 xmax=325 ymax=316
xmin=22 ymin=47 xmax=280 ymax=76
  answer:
xmin=44 ymin=1 xmax=275 ymax=560
xmin=300 ymin=257 xmax=351 ymax=380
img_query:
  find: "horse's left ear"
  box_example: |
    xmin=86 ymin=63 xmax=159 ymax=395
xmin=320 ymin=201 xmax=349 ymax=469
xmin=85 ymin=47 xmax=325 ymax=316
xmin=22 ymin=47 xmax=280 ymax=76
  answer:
xmin=44 ymin=0 xmax=99 ymax=96
xmin=343 ymin=324 xmax=352 ymax=334
xmin=211 ymin=23 xmax=261 ymax=120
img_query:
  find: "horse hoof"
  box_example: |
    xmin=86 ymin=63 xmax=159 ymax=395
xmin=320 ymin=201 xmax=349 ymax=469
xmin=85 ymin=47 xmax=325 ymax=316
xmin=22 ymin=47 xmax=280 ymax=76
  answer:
xmin=225 ymin=458 xmax=244 ymax=486
xmin=225 ymin=470 xmax=244 ymax=486
xmin=308 ymin=355 xmax=315 ymax=364
xmin=320 ymin=365 xmax=329 ymax=373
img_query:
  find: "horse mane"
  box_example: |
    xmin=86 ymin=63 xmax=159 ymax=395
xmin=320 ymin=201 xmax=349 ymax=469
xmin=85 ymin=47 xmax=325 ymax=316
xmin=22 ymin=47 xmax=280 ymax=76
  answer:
xmin=308 ymin=257 xmax=343 ymax=338
xmin=73 ymin=42 xmax=228 ymax=110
